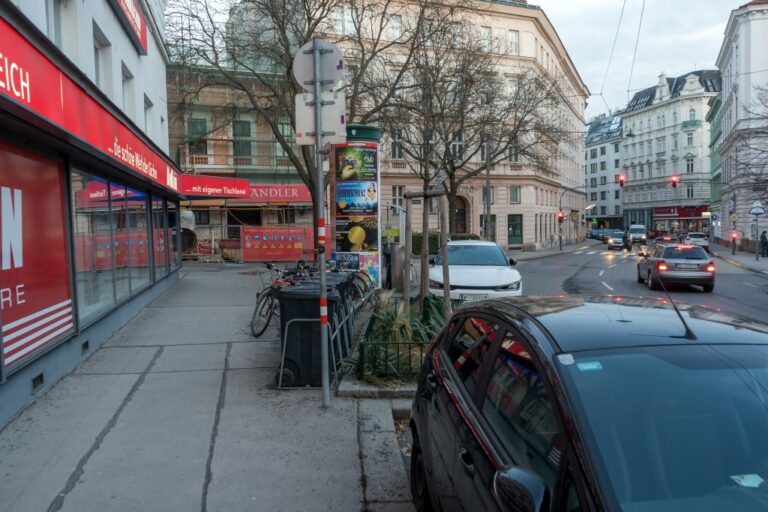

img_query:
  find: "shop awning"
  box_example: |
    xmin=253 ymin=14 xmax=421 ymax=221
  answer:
xmin=228 ymin=184 xmax=312 ymax=204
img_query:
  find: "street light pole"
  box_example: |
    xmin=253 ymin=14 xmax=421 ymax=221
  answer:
xmin=484 ymin=139 xmax=491 ymax=241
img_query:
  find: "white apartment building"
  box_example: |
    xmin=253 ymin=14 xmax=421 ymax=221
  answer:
xmin=11 ymin=0 xmax=170 ymax=151
xmin=584 ymin=111 xmax=623 ymax=230
xmin=716 ymin=0 xmax=768 ymax=245
xmin=620 ymin=71 xmax=720 ymax=234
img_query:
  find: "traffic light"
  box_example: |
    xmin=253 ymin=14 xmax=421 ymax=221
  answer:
xmin=557 ymin=210 xmax=565 ymax=223
xmin=731 ymin=231 xmax=739 ymax=240
xmin=671 ymin=175 xmax=679 ymax=188
xmin=618 ymin=174 xmax=626 ymax=187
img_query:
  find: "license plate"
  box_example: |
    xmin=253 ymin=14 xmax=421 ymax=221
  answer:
xmin=460 ymin=294 xmax=488 ymax=302
xmin=677 ymin=264 xmax=698 ymax=269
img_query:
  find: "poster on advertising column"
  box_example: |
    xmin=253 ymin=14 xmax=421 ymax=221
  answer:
xmin=0 ymin=142 xmax=74 ymax=372
xmin=334 ymin=139 xmax=381 ymax=285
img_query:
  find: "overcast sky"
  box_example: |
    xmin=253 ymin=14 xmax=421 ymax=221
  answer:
xmin=533 ymin=0 xmax=738 ymax=121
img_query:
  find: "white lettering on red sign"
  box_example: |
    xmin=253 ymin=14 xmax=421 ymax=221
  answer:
xmin=166 ymin=166 xmax=178 ymax=191
xmin=1 ymin=187 xmax=23 ymax=270
xmin=0 ymin=52 xmax=31 ymax=104
xmin=118 ymin=0 xmax=143 ymax=37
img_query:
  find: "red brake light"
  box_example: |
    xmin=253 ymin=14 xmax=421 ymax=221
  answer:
xmin=657 ymin=261 xmax=668 ymax=271
xmin=678 ymin=245 xmax=693 ymax=249
xmin=706 ymin=264 xmax=716 ymax=272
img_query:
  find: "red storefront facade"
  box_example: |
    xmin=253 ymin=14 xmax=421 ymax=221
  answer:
xmin=652 ymin=205 xmax=710 ymax=234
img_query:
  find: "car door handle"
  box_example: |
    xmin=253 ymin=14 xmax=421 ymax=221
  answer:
xmin=458 ymin=448 xmax=475 ymax=476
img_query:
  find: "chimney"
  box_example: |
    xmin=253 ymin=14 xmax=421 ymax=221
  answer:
xmin=655 ymin=72 xmax=669 ymax=103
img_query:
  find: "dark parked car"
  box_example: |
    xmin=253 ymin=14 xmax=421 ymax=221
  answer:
xmin=410 ymin=296 xmax=768 ymax=512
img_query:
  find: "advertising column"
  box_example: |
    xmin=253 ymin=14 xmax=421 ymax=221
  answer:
xmin=333 ymin=125 xmax=383 ymax=285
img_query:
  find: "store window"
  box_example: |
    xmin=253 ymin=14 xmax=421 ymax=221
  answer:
xmin=168 ymin=201 xmax=180 ymax=269
xmin=152 ymin=195 xmax=168 ymax=280
xmin=127 ymin=187 xmax=150 ymax=293
xmin=71 ymin=170 xmax=116 ymax=323
xmin=111 ymin=183 xmax=131 ymax=303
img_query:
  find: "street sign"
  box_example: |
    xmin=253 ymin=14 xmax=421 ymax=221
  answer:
xmin=295 ymin=92 xmax=347 ymax=145
xmin=730 ymin=213 xmax=738 ymax=222
xmin=750 ymin=205 xmax=766 ymax=216
xmin=292 ymin=39 xmax=344 ymax=93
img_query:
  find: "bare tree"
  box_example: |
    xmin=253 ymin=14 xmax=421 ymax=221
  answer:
xmin=733 ymin=84 xmax=768 ymax=201
xmin=165 ymin=0 xmax=429 ymax=232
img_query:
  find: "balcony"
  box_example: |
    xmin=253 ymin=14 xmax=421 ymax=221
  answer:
xmin=682 ymin=120 xmax=702 ymax=130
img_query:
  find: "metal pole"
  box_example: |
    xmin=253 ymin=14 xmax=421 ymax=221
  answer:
xmin=756 ymin=215 xmax=760 ymax=261
xmin=485 ymin=141 xmax=491 ymax=241
xmin=558 ymin=194 xmax=563 ymax=251
xmin=312 ymin=38 xmax=330 ymax=408
xmin=732 ymin=195 xmax=737 ymax=256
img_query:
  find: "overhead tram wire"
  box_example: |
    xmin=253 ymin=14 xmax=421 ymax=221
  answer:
xmin=627 ymin=0 xmax=647 ymax=103
xmin=599 ymin=0 xmax=628 ymax=113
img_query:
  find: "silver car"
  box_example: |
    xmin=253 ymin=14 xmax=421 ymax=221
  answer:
xmin=606 ymin=231 xmax=625 ymax=250
xmin=637 ymin=243 xmax=715 ymax=292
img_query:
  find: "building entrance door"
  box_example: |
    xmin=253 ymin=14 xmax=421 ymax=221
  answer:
xmin=507 ymin=214 xmax=523 ymax=245
xmin=455 ymin=197 xmax=467 ymax=233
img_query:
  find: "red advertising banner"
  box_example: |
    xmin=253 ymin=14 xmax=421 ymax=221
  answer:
xmin=1 ymin=142 xmax=73 ymax=369
xmin=180 ymin=175 xmax=250 ymax=198
xmin=0 ymin=18 xmax=180 ymax=193
xmin=241 ymin=226 xmax=314 ymax=261
xmin=229 ymin=184 xmax=312 ymax=203
xmin=107 ymin=0 xmax=148 ymax=55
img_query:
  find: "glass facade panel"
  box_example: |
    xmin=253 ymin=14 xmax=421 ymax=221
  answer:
xmin=111 ymin=183 xmax=131 ymax=302
xmin=127 ymin=187 xmax=151 ymax=292
xmin=168 ymin=201 xmax=180 ymax=269
xmin=152 ymin=195 xmax=168 ymax=279
xmin=70 ymin=170 xmax=116 ymax=322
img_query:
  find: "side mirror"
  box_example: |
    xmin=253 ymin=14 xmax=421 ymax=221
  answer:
xmin=509 ymin=257 xmax=517 ymax=266
xmin=429 ymin=256 xmax=436 ymax=265
xmin=492 ymin=466 xmax=550 ymax=512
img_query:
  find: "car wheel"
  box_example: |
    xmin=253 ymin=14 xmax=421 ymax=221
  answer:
xmin=702 ymin=283 xmax=714 ymax=293
xmin=410 ymin=430 xmax=434 ymax=512
xmin=637 ymin=266 xmax=644 ymax=283
xmin=647 ymin=271 xmax=659 ymax=291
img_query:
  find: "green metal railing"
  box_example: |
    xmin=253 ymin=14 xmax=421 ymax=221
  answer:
xmin=357 ymin=339 xmax=427 ymax=379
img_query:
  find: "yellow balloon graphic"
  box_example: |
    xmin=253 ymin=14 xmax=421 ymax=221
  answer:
xmin=338 ymin=200 xmax=347 ymax=210
xmin=348 ymin=226 xmax=366 ymax=245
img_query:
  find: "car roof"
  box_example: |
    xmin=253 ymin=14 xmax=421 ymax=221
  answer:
xmin=447 ymin=240 xmax=498 ymax=246
xmin=463 ymin=296 xmax=768 ymax=353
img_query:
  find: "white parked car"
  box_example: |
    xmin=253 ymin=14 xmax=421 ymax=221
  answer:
xmin=427 ymin=240 xmax=522 ymax=301
xmin=684 ymin=232 xmax=709 ymax=251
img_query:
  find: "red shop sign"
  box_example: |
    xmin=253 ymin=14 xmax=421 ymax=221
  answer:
xmin=230 ymin=184 xmax=312 ymax=204
xmin=180 ymin=175 xmax=250 ymax=198
xmin=653 ymin=207 xmax=679 ymax=218
xmin=241 ymin=226 xmax=314 ymax=261
xmin=0 ymin=18 xmax=180 ymax=193
xmin=1 ymin=142 xmax=74 ymax=369
xmin=107 ymin=0 xmax=148 ymax=55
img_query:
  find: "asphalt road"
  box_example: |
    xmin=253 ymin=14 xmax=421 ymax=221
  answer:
xmin=519 ymin=242 xmax=768 ymax=323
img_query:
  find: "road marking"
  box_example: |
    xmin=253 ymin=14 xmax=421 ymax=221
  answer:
xmin=609 ymin=264 xmax=617 ymax=269
xmin=602 ymin=281 xmax=615 ymax=291
xmin=744 ymin=282 xmax=757 ymax=288
xmin=599 ymin=270 xmax=604 ymax=277
xmin=586 ymin=251 xmax=596 ymax=255
xmin=574 ymin=251 xmax=584 ymax=255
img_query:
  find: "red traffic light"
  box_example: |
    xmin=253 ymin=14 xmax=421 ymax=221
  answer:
xmin=731 ymin=231 xmax=739 ymax=239
xmin=671 ymin=175 xmax=679 ymax=188
xmin=618 ymin=174 xmax=626 ymax=187
xmin=557 ymin=210 xmax=565 ymax=223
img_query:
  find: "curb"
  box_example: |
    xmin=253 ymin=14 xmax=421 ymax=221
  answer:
xmin=337 ymin=375 xmax=417 ymax=399
xmin=710 ymin=250 xmax=768 ymax=276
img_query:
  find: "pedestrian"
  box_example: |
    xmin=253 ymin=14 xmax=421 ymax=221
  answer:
xmin=622 ymin=231 xmax=631 ymax=252
xmin=761 ymin=230 xmax=768 ymax=258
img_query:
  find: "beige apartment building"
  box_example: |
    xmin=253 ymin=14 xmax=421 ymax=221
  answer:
xmin=378 ymin=2 xmax=589 ymax=250
xmin=168 ymin=0 xmax=588 ymax=254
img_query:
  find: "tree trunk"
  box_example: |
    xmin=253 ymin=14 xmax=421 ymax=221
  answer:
xmin=419 ymin=182 xmax=430 ymax=311
xmin=447 ymin=181 xmax=459 ymax=233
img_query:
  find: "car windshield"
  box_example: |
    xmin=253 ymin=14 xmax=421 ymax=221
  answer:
xmin=630 ymin=228 xmax=645 ymax=234
xmin=434 ymin=244 xmax=508 ymax=266
xmin=560 ymin=345 xmax=768 ymax=512
xmin=612 ymin=232 xmax=624 ymax=237
xmin=687 ymin=233 xmax=706 ymax=239
xmin=663 ymin=246 xmax=708 ymax=259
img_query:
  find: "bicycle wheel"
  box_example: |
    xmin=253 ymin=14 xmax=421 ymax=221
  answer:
xmin=251 ymin=291 xmax=276 ymax=337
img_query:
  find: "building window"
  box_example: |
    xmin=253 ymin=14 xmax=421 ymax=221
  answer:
xmin=590 ymin=178 xmax=597 ymax=187
xmin=600 ymin=146 xmax=606 ymax=156
xmin=614 ymin=143 xmax=620 ymax=153
xmin=121 ymin=62 xmax=134 ymax=117
xmin=451 ymin=132 xmax=464 ymax=159
xmin=193 ymin=209 xmax=210 ymax=225
xmin=614 ymin=190 xmax=620 ymax=199
xmin=686 ymin=158 xmax=694 ymax=173
xmin=689 ymin=108 xmax=696 ymax=121
xmin=233 ymin=120 xmax=252 ymax=159
xmin=508 ymin=30 xmax=519 ymax=55
xmin=333 ymin=7 xmax=355 ymax=35
xmin=673 ymin=111 xmax=678 ymax=124
xmin=686 ymin=184 xmax=694 ymax=198
xmin=590 ymin=163 xmax=597 ymax=173
xmin=509 ymin=186 xmax=520 ymax=204
xmin=188 ymin=118 xmax=208 ymax=155
xmin=46 ymin=0 xmax=62 ymax=47
xmin=391 ymin=129 xmax=404 ymax=159
xmin=600 ymin=191 xmax=607 ymax=200
xmin=590 ymin=192 xmax=597 ymax=201
xmin=615 ymin=205 xmax=621 ymax=215
xmin=481 ymin=26 xmax=492 ymax=52
xmin=672 ymin=133 xmax=679 ymax=149
xmin=509 ymin=139 xmax=519 ymax=163
xmin=687 ymin=133 xmax=694 ymax=146
xmin=276 ymin=123 xmax=294 ymax=157
xmin=392 ymin=186 xmax=404 ymax=208
xmin=600 ymin=206 xmax=607 ymax=215
xmin=390 ymin=15 xmax=402 ymax=40
xmin=590 ymin=148 xmax=597 ymax=159
xmin=614 ymin=159 xmax=620 ymax=169
xmin=92 ymin=21 xmax=110 ymax=90
xmin=600 ymin=161 xmax=606 ymax=171
xmin=600 ymin=176 xmax=607 ymax=185
xmin=482 ymin=186 xmax=495 ymax=205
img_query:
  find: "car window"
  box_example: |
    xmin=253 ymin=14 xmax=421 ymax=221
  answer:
xmin=662 ymin=246 xmax=707 ymax=259
xmin=434 ymin=245 xmax=508 ymax=266
xmin=481 ymin=334 xmax=562 ymax=488
xmin=446 ymin=316 xmax=500 ymax=393
xmin=563 ymin=473 xmax=584 ymax=512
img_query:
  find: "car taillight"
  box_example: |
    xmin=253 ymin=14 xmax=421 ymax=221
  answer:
xmin=705 ymin=263 xmax=716 ymax=272
xmin=657 ymin=261 xmax=668 ymax=271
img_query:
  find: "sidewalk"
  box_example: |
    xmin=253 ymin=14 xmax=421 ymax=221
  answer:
xmin=0 ymin=264 xmax=413 ymax=512
xmin=709 ymin=242 xmax=768 ymax=276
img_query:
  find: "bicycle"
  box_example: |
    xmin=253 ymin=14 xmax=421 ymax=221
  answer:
xmin=250 ymin=262 xmax=308 ymax=337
